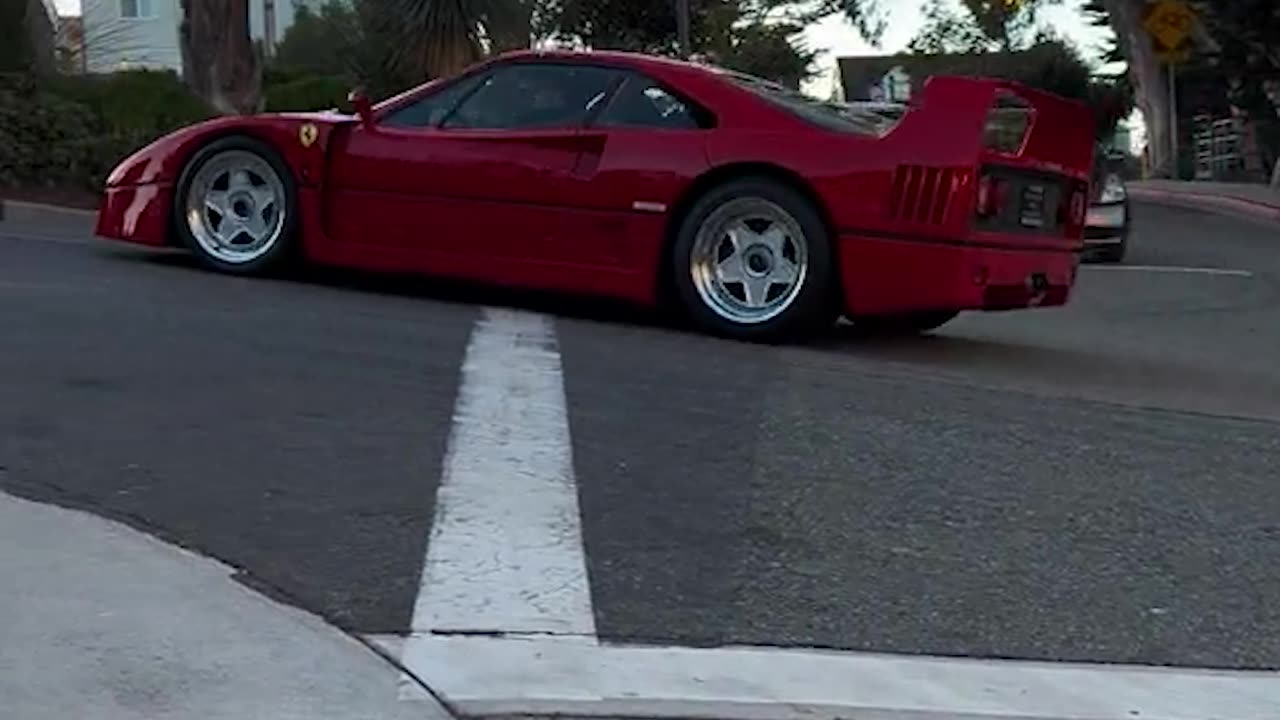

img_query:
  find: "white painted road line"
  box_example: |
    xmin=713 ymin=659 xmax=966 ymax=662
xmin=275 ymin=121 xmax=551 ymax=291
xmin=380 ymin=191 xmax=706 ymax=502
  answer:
xmin=408 ymin=307 xmax=596 ymax=638
xmin=394 ymin=309 xmax=1280 ymax=719
xmin=1085 ymin=264 xmax=1254 ymax=277
xmin=397 ymin=634 xmax=1280 ymax=720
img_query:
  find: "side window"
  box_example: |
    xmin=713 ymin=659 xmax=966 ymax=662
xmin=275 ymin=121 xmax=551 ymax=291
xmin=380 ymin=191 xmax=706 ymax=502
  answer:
xmin=121 ymin=0 xmax=154 ymax=18
xmin=381 ymin=73 xmax=489 ymax=129
xmin=595 ymin=74 xmax=709 ymax=130
xmin=443 ymin=64 xmax=620 ymax=131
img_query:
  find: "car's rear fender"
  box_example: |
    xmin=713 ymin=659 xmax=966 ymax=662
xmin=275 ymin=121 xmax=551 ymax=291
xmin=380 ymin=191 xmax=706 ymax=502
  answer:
xmin=657 ymin=158 xmax=843 ymax=307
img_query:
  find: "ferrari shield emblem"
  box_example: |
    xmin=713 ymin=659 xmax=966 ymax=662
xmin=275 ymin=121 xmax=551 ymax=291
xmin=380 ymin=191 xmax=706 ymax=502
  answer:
xmin=299 ymin=123 xmax=318 ymax=148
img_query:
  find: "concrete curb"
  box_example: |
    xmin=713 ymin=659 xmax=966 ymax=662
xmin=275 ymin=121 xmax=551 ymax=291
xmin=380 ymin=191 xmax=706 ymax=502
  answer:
xmin=1128 ymin=187 xmax=1280 ymax=226
xmin=378 ymin=633 xmax=1280 ymax=720
xmin=0 ymin=490 xmax=457 ymax=720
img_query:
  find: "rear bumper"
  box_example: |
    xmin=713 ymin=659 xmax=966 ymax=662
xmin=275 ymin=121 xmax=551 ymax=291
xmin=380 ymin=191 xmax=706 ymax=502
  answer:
xmin=95 ymin=183 xmax=173 ymax=247
xmin=839 ymin=234 xmax=1079 ymax=316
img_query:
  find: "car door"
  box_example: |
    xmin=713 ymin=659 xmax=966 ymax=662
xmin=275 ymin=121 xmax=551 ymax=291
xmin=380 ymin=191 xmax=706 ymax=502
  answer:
xmin=325 ymin=62 xmax=623 ymax=272
xmin=563 ymin=72 xmax=715 ymax=272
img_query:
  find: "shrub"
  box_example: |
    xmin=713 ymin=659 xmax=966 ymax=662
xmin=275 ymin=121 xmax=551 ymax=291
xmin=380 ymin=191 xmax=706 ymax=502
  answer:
xmin=264 ymin=73 xmax=353 ymax=112
xmin=0 ymin=70 xmax=210 ymax=192
xmin=56 ymin=70 xmax=212 ymax=136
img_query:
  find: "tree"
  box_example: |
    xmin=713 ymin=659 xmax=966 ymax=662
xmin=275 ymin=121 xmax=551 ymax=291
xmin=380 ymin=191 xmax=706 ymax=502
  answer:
xmin=902 ymin=0 xmax=1132 ymax=142
xmin=1193 ymin=0 xmax=1280 ymax=185
xmin=548 ymin=0 xmax=818 ymax=87
xmin=370 ymin=0 xmax=484 ymax=82
xmin=362 ymin=0 xmax=556 ymax=84
xmin=1085 ymin=0 xmax=1176 ymax=176
xmin=959 ymin=0 xmax=1058 ymax=51
xmin=480 ymin=0 xmax=541 ymax=52
xmin=179 ymin=0 xmax=263 ymax=114
xmin=2 ymin=0 xmax=57 ymax=75
xmin=907 ymin=0 xmax=991 ymax=54
xmin=711 ymin=21 xmax=818 ymax=90
xmin=909 ymin=0 xmax=1065 ymax=54
xmin=273 ymin=2 xmax=362 ymax=77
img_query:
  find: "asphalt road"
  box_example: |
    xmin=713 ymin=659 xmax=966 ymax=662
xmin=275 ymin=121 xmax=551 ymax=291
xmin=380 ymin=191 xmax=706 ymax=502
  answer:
xmin=2 ymin=201 xmax=1278 ymax=670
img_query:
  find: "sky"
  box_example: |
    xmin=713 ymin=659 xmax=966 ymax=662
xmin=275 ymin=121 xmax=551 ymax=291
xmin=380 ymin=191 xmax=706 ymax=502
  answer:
xmin=52 ymin=0 xmax=1118 ymax=97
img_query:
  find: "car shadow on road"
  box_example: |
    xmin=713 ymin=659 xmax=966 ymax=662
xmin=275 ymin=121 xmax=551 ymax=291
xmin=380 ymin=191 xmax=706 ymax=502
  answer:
xmin=114 ymin=248 xmax=1112 ymax=376
xmin=813 ymin=320 xmax=1122 ymax=379
xmin=124 ymin=248 xmax=680 ymax=331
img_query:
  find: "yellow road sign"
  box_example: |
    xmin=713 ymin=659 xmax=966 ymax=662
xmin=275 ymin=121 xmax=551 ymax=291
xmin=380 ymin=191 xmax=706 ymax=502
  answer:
xmin=1156 ymin=44 xmax=1192 ymax=65
xmin=1144 ymin=0 xmax=1196 ymax=52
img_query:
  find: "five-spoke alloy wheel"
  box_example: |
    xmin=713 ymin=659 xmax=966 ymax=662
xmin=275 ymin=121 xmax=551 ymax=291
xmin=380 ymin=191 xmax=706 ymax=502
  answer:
xmin=673 ymin=177 xmax=836 ymax=342
xmin=174 ymin=136 xmax=298 ymax=275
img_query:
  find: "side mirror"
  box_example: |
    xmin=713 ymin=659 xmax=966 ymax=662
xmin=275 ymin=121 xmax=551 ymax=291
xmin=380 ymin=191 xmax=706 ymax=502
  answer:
xmin=348 ymin=88 xmax=374 ymax=128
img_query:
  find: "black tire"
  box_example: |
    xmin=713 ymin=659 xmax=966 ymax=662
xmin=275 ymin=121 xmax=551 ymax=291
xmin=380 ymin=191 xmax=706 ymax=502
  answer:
xmin=854 ymin=310 xmax=959 ymax=336
xmin=671 ymin=177 xmax=837 ymax=343
xmin=172 ymin=135 xmax=299 ymax=276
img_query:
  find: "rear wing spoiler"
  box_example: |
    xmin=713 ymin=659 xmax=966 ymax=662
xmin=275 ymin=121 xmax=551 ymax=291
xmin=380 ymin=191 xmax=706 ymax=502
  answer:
xmin=869 ymin=76 xmax=1097 ymax=181
xmin=918 ymin=76 xmax=1096 ymax=180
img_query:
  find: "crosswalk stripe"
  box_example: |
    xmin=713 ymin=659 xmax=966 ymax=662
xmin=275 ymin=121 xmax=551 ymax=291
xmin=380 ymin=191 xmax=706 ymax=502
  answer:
xmin=408 ymin=307 xmax=596 ymax=638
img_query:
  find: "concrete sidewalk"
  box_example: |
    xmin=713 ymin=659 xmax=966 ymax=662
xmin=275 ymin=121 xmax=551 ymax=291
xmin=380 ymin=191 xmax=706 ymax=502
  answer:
xmin=1129 ymin=180 xmax=1280 ymax=225
xmin=0 ymin=491 xmax=452 ymax=720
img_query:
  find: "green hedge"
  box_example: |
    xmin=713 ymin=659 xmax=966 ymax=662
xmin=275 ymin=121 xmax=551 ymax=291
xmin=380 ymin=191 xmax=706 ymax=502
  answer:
xmin=264 ymin=73 xmax=353 ymax=113
xmin=2 ymin=67 xmax=361 ymax=194
xmin=0 ymin=70 xmax=211 ymax=192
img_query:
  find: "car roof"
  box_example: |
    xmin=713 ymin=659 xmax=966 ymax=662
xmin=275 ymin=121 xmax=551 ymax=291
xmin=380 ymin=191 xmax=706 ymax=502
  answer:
xmin=372 ymin=48 xmax=814 ymax=134
xmin=492 ymin=49 xmax=725 ymax=80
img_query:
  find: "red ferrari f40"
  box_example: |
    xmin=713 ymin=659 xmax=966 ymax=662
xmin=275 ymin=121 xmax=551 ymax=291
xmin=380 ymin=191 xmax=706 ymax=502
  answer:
xmin=96 ymin=50 xmax=1096 ymax=342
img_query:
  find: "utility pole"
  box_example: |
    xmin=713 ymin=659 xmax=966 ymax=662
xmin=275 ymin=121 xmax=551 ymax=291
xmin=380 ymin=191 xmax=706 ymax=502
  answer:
xmin=1168 ymin=62 xmax=1178 ymax=179
xmin=675 ymin=0 xmax=690 ymax=58
xmin=263 ymin=0 xmax=276 ymax=58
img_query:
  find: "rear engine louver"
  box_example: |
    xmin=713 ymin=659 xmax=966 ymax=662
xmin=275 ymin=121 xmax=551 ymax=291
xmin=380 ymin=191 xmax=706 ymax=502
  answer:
xmin=889 ymin=166 xmax=959 ymax=225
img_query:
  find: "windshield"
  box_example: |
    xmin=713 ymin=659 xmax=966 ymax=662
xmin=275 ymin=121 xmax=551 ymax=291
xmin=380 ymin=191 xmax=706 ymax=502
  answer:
xmin=726 ymin=71 xmax=893 ymax=136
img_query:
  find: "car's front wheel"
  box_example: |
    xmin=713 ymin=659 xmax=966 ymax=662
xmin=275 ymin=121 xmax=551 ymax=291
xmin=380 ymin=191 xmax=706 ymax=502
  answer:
xmin=173 ymin=136 xmax=298 ymax=275
xmin=672 ymin=177 xmax=836 ymax=342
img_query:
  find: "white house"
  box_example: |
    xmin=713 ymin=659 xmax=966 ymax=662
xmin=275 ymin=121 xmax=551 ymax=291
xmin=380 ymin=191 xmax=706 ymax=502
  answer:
xmin=81 ymin=0 xmax=329 ymax=75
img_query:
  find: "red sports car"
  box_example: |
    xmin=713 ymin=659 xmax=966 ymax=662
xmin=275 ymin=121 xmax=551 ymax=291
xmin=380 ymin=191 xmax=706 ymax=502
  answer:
xmin=96 ymin=49 xmax=1095 ymax=342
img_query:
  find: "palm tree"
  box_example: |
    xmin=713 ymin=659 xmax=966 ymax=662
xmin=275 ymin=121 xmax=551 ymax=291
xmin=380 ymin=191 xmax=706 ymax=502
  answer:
xmin=479 ymin=0 xmax=536 ymax=54
xmin=379 ymin=0 xmax=485 ymax=81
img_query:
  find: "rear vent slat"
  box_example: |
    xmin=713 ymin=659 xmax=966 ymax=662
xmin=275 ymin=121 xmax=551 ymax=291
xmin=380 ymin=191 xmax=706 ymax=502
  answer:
xmin=919 ymin=168 xmax=939 ymax=221
xmin=901 ymin=166 xmax=921 ymax=222
xmin=888 ymin=165 xmax=958 ymax=226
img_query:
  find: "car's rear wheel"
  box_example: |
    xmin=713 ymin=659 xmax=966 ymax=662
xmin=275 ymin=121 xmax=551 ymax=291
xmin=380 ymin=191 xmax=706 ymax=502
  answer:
xmin=672 ymin=177 xmax=836 ymax=342
xmin=854 ymin=310 xmax=959 ymax=336
xmin=174 ymin=136 xmax=298 ymax=275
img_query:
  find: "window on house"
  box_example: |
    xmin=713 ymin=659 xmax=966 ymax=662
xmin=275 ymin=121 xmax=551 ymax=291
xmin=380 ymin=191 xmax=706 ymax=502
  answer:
xmin=121 ymin=0 xmax=154 ymax=18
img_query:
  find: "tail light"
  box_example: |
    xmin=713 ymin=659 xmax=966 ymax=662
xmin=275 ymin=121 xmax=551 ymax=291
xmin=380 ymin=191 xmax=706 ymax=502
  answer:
xmin=976 ymin=174 xmax=1008 ymax=217
xmin=984 ymin=92 xmax=1034 ymax=155
xmin=1068 ymin=188 xmax=1087 ymax=226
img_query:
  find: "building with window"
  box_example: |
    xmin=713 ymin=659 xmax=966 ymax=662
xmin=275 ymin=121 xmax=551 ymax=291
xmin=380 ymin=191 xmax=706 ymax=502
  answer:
xmin=81 ymin=0 xmax=328 ymax=75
